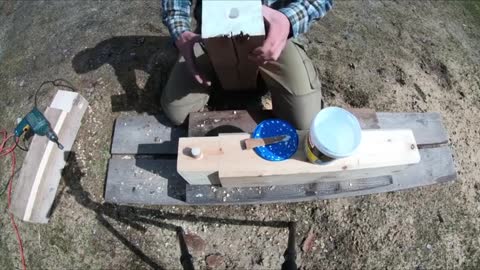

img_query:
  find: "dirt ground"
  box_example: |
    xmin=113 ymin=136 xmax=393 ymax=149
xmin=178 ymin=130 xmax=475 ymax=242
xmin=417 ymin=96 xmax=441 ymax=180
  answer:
xmin=1 ymin=0 xmax=480 ymax=269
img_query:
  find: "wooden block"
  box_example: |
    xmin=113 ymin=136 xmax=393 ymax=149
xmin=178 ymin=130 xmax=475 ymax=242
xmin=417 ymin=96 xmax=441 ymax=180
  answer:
xmin=104 ymin=158 xmax=187 ymax=205
xmin=177 ymin=137 xmax=223 ymax=185
xmin=11 ymin=90 xmax=88 ymax=223
xmin=111 ymin=114 xmax=186 ymax=155
xmin=201 ymin=0 xmax=265 ymax=38
xmin=202 ymin=0 xmax=265 ymax=90
xmin=177 ymin=129 xmax=421 ymax=186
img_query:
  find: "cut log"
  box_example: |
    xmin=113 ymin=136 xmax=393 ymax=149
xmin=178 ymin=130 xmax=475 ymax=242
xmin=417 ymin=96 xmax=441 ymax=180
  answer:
xmin=177 ymin=129 xmax=421 ymax=187
xmin=202 ymin=0 xmax=265 ymax=90
xmin=11 ymin=90 xmax=88 ymax=223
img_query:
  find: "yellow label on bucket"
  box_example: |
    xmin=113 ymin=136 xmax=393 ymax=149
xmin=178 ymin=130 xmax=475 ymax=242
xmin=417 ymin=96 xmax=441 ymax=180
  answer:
xmin=304 ymin=134 xmax=319 ymax=163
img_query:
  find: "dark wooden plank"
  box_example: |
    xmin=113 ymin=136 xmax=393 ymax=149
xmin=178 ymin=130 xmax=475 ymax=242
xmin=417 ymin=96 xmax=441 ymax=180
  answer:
xmin=104 ymin=158 xmax=187 ymax=205
xmin=377 ymin=112 xmax=448 ymax=146
xmin=189 ymin=110 xmax=447 ymax=146
xmin=104 ymin=146 xmax=455 ymax=206
xmin=111 ymin=114 xmax=186 ymax=155
xmin=349 ymin=108 xmax=380 ymax=129
xmin=188 ymin=110 xmax=272 ymax=137
xmin=186 ymin=146 xmax=456 ymax=204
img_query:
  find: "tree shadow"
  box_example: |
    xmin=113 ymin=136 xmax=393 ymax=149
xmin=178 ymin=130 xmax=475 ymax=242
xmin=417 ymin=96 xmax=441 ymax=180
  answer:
xmin=59 ymin=151 xmax=295 ymax=269
xmin=72 ymin=35 xmax=177 ymax=114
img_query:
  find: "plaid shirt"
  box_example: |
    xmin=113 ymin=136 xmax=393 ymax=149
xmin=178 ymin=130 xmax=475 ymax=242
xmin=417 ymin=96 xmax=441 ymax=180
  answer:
xmin=162 ymin=0 xmax=333 ymax=40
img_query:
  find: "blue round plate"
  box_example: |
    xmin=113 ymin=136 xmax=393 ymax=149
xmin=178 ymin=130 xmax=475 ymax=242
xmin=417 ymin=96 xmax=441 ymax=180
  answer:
xmin=252 ymin=119 xmax=299 ymax=161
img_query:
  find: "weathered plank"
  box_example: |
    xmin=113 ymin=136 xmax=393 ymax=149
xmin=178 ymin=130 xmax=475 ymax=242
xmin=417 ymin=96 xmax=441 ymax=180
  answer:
xmin=189 ymin=110 xmax=447 ymax=147
xmin=11 ymin=91 xmax=88 ymax=223
xmin=188 ymin=110 xmax=272 ymax=137
xmin=186 ymin=146 xmax=456 ymax=204
xmin=377 ymin=112 xmax=448 ymax=146
xmin=104 ymin=158 xmax=187 ymax=205
xmin=103 ymin=146 xmax=455 ymax=206
xmin=111 ymin=114 xmax=186 ymax=155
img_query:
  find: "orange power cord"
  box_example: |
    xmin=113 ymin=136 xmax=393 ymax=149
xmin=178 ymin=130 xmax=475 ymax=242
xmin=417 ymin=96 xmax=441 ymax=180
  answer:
xmin=1 ymin=130 xmax=27 ymax=270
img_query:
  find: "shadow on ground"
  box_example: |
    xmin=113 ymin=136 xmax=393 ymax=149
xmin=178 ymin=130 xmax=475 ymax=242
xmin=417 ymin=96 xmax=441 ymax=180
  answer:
xmin=59 ymin=151 xmax=296 ymax=269
xmin=72 ymin=36 xmax=177 ymax=114
xmin=71 ymin=35 xmax=267 ymax=116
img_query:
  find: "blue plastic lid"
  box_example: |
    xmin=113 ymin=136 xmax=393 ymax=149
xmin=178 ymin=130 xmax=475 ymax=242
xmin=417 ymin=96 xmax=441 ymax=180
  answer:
xmin=252 ymin=119 xmax=299 ymax=161
xmin=310 ymin=107 xmax=362 ymax=158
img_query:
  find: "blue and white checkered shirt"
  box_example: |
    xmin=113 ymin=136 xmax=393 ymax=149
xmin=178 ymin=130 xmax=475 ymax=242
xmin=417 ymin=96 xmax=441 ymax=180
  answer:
xmin=162 ymin=0 xmax=333 ymax=40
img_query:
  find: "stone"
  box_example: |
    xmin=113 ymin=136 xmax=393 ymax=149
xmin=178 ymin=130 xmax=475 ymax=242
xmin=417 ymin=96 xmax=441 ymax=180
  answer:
xmin=206 ymin=254 xmax=224 ymax=269
xmin=302 ymin=228 xmax=316 ymax=253
xmin=184 ymin=233 xmax=206 ymax=255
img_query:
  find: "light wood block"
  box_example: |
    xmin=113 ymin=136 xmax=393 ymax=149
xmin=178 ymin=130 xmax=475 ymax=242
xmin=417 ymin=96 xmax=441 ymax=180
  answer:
xmin=177 ymin=129 xmax=421 ymax=187
xmin=11 ymin=90 xmax=88 ymax=223
xmin=202 ymin=0 xmax=265 ymax=90
xmin=201 ymin=0 xmax=265 ymax=38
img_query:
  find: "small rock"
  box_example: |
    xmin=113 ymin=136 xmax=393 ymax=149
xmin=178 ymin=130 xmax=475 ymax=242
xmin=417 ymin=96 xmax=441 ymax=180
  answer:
xmin=348 ymin=63 xmax=356 ymax=69
xmin=184 ymin=233 xmax=206 ymax=255
xmin=426 ymin=244 xmax=432 ymax=250
xmin=19 ymin=80 xmax=25 ymax=87
xmin=206 ymin=254 xmax=224 ymax=269
xmin=302 ymin=228 xmax=316 ymax=253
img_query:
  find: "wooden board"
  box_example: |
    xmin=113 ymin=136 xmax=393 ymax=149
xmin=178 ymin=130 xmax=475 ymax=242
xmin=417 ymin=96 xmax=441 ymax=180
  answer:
xmin=188 ymin=110 xmax=273 ymax=137
xmin=186 ymin=146 xmax=456 ymax=204
xmin=104 ymin=146 xmax=455 ymax=206
xmin=376 ymin=112 xmax=448 ymax=146
xmin=11 ymin=91 xmax=88 ymax=223
xmin=188 ymin=110 xmax=447 ymax=147
xmin=178 ymin=130 xmax=421 ymax=186
xmin=104 ymin=158 xmax=186 ymax=205
xmin=111 ymin=114 xmax=186 ymax=155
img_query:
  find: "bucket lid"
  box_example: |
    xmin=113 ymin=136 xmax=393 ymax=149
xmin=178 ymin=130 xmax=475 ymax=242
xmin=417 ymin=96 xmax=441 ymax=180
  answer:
xmin=310 ymin=107 xmax=362 ymax=158
xmin=252 ymin=119 xmax=299 ymax=161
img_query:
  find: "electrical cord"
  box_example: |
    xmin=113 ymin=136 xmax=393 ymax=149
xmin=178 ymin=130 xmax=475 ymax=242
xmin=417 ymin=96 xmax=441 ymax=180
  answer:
xmin=14 ymin=139 xmax=29 ymax=152
xmin=34 ymin=79 xmax=77 ymax=108
xmin=1 ymin=130 xmax=27 ymax=270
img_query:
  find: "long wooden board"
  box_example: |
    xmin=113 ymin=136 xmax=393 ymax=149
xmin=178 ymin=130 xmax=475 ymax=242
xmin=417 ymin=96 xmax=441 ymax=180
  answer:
xmin=188 ymin=110 xmax=448 ymax=147
xmin=177 ymin=130 xmax=421 ymax=186
xmin=103 ymin=146 xmax=455 ymax=205
xmin=11 ymin=91 xmax=88 ymax=223
xmin=105 ymin=158 xmax=186 ymax=205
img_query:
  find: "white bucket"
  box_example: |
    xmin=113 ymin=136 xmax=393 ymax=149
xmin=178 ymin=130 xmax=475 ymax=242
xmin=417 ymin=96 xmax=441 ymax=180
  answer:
xmin=305 ymin=107 xmax=362 ymax=164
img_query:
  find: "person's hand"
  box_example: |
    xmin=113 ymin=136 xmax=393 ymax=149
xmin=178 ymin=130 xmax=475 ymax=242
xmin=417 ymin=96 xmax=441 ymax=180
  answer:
xmin=175 ymin=31 xmax=211 ymax=86
xmin=249 ymin=6 xmax=291 ymax=65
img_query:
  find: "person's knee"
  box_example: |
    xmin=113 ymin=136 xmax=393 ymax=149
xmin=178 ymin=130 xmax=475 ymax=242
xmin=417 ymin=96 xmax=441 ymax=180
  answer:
xmin=161 ymin=100 xmax=188 ymax=126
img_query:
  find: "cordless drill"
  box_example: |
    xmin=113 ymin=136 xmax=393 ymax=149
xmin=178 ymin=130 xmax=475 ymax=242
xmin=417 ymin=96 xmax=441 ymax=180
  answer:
xmin=14 ymin=107 xmax=64 ymax=150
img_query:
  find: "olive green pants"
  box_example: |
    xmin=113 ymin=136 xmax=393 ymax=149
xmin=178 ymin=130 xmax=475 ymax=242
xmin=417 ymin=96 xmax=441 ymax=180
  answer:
xmin=161 ymin=39 xmax=322 ymax=130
